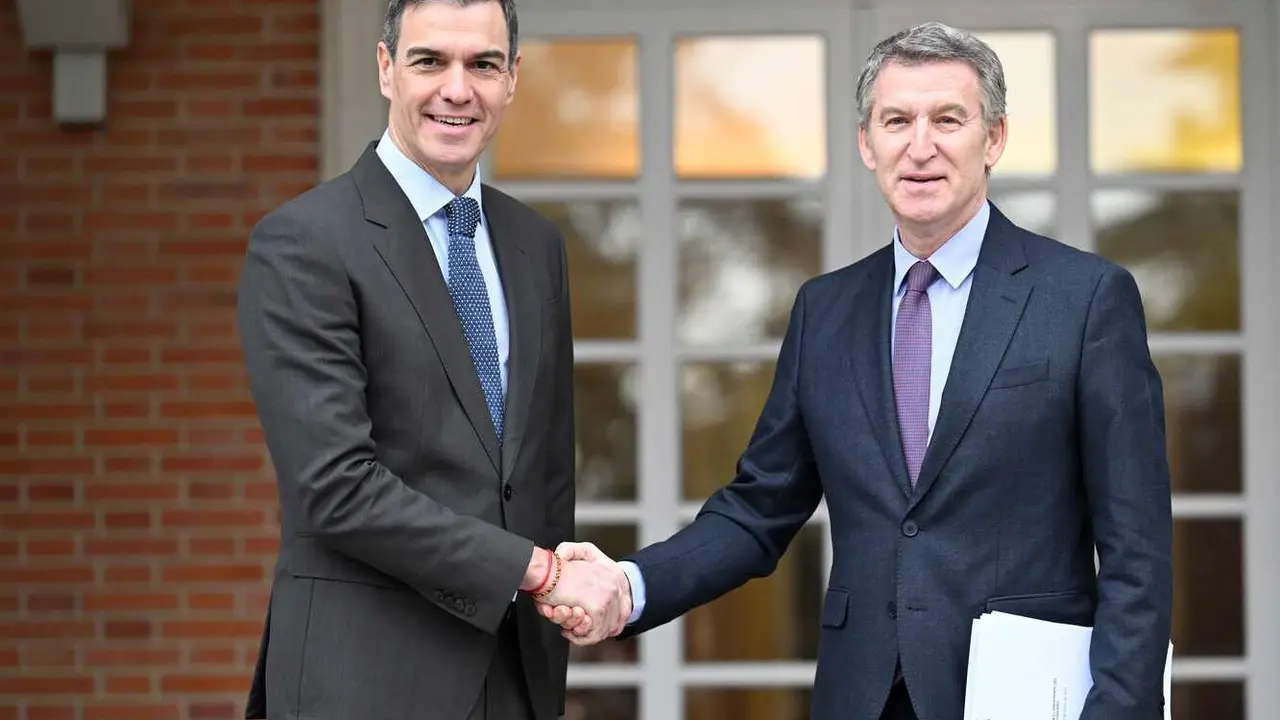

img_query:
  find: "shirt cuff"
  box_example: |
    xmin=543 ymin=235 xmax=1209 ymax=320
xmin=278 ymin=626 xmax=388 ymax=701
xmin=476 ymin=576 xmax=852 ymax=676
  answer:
xmin=619 ymin=561 xmax=646 ymax=625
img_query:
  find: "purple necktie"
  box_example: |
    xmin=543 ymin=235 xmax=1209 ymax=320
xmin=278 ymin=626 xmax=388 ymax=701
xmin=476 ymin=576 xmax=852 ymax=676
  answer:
xmin=893 ymin=260 xmax=938 ymax=487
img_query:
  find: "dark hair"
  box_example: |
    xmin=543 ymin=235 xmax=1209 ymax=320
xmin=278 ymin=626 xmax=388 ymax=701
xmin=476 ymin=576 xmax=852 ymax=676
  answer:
xmin=383 ymin=0 xmax=519 ymax=62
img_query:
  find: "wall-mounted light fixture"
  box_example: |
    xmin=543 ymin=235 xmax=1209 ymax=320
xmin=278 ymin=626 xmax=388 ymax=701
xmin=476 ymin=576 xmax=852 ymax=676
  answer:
xmin=17 ymin=0 xmax=132 ymax=125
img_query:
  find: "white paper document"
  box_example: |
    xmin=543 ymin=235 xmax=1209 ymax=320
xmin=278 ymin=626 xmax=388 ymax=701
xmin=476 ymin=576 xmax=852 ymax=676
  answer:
xmin=963 ymin=611 xmax=1173 ymax=720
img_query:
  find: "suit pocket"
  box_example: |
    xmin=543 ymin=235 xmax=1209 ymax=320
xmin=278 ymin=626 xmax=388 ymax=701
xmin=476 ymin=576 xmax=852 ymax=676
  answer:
xmin=989 ymin=359 xmax=1049 ymax=389
xmin=286 ymin=535 xmax=408 ymax=590
xmin=983 ymin=588 xmax=1094 ymax=627
xmin=820 ymin=588 xmax=850 ymax=628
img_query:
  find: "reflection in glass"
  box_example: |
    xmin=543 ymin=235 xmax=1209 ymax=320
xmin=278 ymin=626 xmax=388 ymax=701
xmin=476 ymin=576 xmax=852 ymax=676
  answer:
xmin=1172 ymin=519 xmax=1243 ymax=656
xmin=684 ymin=523 xmax=823 ymax=661
xmin=1092 ymin=190 xmax=1239 ymax=331
xmin=675 ymin=36 xmax=825 ymax=178
xmin=974 ymin=32 xmax=1056 ymax=176
xmin=1155 ymin=355 xmax=1241 ymax=493
xmin=562 ymin=689 xmax=637 ymax=720
xmin=569 ymin=525 xmax=639 ymax=665
xmin=682 ymin=363 xmax=775 ymax=499
xmin=678 ymin=199 xmax=822 ymax=347
xmin=1090 ymin=29 xmax=1240 ymax=173
xmin=575 ymin=364 xmax=637 ymax=501
xmin=528 ymin=201 xmax=639 ymax=339
xmin=1171 ymin=682 xmax=1243 ymax=719
xmin=988 ymin=191 xmax=1055 ymax=238
xmin=686 ymin=689 xmax=812 ymax=720
xmin=492 ymin=39 xmax=638 ymax=178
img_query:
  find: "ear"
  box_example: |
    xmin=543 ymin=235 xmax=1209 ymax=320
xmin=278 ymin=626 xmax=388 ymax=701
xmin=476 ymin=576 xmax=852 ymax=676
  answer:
xmin=377 ymin=41 xmax=394 ymax=101
xmin=858 ymin=125 xmax=876 ymax=171
xmin=984 ymin=115 xmax=1008 ymax=172
xmin=504 ymin=52 xmax=521 ymax=105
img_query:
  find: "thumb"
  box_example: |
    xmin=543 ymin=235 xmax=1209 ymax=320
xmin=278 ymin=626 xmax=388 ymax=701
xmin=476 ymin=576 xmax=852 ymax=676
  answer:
xmin=556 ymin=541 xmax=602 ymax=562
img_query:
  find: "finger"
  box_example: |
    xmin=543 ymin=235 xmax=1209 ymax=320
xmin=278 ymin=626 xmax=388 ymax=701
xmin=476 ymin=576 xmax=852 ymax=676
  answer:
xmin=537 ymin=604 xmax=555 ymax=620
xmin=551 ymin=606 xmax=576 ymax=626
xmin=557 ymin=541 xmax=603 ymax=562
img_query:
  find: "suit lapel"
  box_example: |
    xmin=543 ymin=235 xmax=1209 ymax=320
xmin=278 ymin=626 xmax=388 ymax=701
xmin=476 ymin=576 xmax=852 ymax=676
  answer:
xmin=910 ymin=208 xmax=1033 ymax=504
xmin=842 ymin=247 xmax=914 ymax=496
xmin=484 ymin=187 xmax=541 ymax=484
xmin=352 ymin=144 xmax=501 ymax=473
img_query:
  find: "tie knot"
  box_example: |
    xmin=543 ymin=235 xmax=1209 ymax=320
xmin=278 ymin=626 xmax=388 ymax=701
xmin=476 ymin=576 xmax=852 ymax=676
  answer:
xmin=446 ymin=196 xmax=481 ymax=239
xmin=904 ymin=261 xmax=938 ymax=294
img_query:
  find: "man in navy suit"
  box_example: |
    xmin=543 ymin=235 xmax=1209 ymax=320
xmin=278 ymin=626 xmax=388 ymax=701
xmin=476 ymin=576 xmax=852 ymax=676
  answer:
xmin=546 ymin=21 xmax=1173 ymax=720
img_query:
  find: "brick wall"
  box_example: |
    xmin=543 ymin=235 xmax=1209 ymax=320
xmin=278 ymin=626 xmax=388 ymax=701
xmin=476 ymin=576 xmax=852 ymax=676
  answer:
xmin=1 ymin=0 xmax=318 ymax=717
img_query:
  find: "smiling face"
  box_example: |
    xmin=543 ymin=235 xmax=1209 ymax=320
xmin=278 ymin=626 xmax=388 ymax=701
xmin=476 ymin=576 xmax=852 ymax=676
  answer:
xmin=377 ymin=1 xmax=519 ymax=194
xmin=858 ymin=59 xmax=1006 ymax=254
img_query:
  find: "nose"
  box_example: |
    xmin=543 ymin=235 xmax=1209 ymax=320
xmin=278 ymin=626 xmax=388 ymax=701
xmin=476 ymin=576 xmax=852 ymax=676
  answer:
xmin=906 ymin=118 xmax=937 ymax=164
xmin=438 ymin=64 xmax=474 ymax=105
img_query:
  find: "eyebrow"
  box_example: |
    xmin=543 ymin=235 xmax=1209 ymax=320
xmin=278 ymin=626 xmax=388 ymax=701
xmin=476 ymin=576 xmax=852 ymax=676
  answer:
xmin=879 ymin=103 xmax=971 ymax=119
xmin=402 ymin=46 xmax=508 ymax=64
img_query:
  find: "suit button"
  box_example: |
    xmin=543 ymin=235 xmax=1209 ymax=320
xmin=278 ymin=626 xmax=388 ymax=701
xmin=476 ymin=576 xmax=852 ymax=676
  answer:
xmin=434 ymin=590 xmax=445 ymax=601
xmin=503 ymin=484 xmax=513 ymax=501
xmin=887 ymin=601 xmax=897 ymax=619
xmin=465 ymin=602 xmax=477 ymax=616
xmin=902 ymin=520 xmax=919 ymax=537
xmin=455 ymin=598 xmax=466 ymax=612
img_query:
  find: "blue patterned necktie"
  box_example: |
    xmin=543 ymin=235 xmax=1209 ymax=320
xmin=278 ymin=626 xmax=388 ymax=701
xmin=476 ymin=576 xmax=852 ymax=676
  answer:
xmin=443 ymin=196 xmax=503 ymax=442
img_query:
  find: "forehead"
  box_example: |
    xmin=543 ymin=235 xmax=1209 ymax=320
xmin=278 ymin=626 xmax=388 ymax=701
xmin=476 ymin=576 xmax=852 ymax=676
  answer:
xmin=399 ymin=1 xmax=509 ymax=53
xmin=873 ymin=60 xmax=981 ymax=110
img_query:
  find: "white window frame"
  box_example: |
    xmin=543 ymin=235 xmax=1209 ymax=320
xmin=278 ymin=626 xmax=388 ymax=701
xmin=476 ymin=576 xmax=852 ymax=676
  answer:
xmin=322 ymin=0 xmax=1280 ymax=717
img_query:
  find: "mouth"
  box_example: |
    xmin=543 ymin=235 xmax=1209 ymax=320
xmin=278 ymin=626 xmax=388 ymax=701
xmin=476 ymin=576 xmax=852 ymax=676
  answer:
xmin=428 ymin=114 xmax=478 ymax=128
xmin=901 ymin=175 xmax=944 ymax=186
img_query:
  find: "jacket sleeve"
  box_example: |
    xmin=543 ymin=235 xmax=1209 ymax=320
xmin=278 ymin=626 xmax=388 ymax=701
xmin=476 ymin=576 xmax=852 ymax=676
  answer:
xmin=1077 ymin=264 xmax=1174 ymax=719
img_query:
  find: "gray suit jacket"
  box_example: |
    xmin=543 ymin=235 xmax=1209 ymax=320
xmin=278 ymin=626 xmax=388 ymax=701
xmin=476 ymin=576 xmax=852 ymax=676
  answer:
xmin=238 ymin=143 xmax=575 ymax=720
xmin=621 ymin=205 xmax=1173 ymax=720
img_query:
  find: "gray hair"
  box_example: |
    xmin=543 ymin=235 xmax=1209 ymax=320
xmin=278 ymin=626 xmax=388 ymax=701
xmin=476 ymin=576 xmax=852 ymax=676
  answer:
xmin=855 ymin=21 xmax=1006 ymax=129
xmin=383 ymin=0 xmax=519 ymax=62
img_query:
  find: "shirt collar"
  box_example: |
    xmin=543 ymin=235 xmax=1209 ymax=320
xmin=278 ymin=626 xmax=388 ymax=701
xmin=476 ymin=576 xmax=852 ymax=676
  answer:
xmin=375 ymin=128 xmax=485 ymax=226
xmin=892 ymin=200 xmax=989 ymax=294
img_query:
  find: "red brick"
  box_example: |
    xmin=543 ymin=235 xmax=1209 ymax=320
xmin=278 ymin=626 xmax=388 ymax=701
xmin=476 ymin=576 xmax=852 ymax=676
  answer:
xmin=26 ymin=707 xmax=77 ymax=720
xmin=160 ymin=674 xmax=248 ymax=694
xmin=0 ymin=676 xmax=93 ymax=694
xmin=161 ymin=565 xmax=263 ymax=583
xmin=85 ymin=593 xmax=180 ymax=612
xmin=85 ymin=539 xmax=180 ymax=557
xmin=187 ymin=594 xmax=236 ymax=611
xmin=84 ymin=706 xmax=179 ymax=720
xmin=2 ymin=567 xmax=94 ymax=584
xmin=105 ymin=675 xmax=151 ymax=694
xmin=84 ymin=648 xmax=181 ymax=666
xmin=26 ymin=539 xmax=77 ymax=557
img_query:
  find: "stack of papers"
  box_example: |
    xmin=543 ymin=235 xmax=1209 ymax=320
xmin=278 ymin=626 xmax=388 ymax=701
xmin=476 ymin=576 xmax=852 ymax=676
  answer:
xmin=963 ymin=611 xmax=1173 ymax=720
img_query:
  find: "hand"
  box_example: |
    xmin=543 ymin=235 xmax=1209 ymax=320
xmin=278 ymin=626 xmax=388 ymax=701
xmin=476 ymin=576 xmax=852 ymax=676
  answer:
xmin=535 ymin=542 xmax=631 ymax=645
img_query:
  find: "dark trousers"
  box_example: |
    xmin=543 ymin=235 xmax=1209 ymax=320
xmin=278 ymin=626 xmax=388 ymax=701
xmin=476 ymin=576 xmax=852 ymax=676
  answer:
xmin=879 ymin=678 xmax=920 ymax=720
xmin=466 ymin=609 xmax=535 ymax=720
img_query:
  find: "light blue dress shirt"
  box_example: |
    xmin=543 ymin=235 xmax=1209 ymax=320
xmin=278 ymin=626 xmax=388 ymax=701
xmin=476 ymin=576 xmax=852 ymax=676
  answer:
xmin=619 ymin=201 xmax=991 ymax=626
xmin=374 ymin=129 xmax=510 ymax=393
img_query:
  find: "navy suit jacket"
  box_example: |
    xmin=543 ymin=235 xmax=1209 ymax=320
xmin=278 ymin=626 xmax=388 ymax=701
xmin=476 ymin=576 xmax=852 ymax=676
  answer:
xmin=622 ymin=205 xmax=1173 ymax=720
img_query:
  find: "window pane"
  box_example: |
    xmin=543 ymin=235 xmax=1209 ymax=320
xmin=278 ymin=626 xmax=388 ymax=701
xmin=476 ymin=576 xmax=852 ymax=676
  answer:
xmin=563 ymin=689 xmax=637 ymax=720
xmin=988 ymin=191 xmax=1055 ymax=238
xmin=569 ymin=525 xmax=639 ymax=664
xmin=675 ymin=37 xmax=825 ymax=179
xmin=528 ymin=200 xmax=639 ymax=339
xmin=975 ymin=32 xmax=1056 ymax=176
xmin=686 ymin=689 xmax=812 ymax=720
xmin=575 ymin=364 xmax=637 ymax=501
xmin=677 ymin=199 xmax=822 ymax=347
xmin=1172 ymin=519 xmax=1243 ymax=656
xmin=1090 ymin=29 xmax=1240 ymax=173
xmin=492 ymin=39 xmax=638 ymax=178
xmin=1156 ymin=355 xmax=1241 ymax=493
xmin=1092 ymin=190 xmax=1239 ymax=331
xmin=682 ymin=362 xmax=774 ymax=500
xmin=1171 ymin=682 xmax=1244 ymax=720
xmin=684 ymin=523 xmax=824 ymax=661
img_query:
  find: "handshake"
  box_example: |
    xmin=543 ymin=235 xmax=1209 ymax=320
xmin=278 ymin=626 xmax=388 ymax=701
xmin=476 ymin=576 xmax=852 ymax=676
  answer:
xmin=523 ymin=542 xmax=631 ymax=646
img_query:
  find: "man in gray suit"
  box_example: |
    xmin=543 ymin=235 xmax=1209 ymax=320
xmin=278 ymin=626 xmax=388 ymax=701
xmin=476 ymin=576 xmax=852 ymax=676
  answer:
xmin=547 ymin=22 xmax=1173 ymax=720
xmin=237 ymin=1 xmax=629 ymax=719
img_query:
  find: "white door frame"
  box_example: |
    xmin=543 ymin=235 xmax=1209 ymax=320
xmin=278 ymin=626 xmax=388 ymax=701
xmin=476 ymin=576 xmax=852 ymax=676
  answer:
xmin=320 ymin=0 xmax=1280 ymax=717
